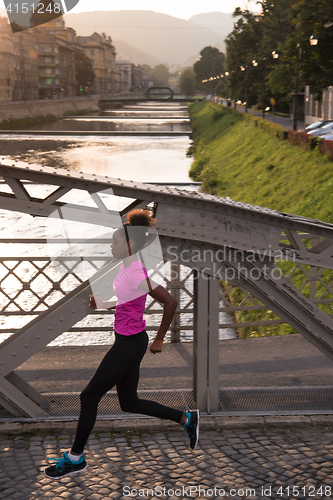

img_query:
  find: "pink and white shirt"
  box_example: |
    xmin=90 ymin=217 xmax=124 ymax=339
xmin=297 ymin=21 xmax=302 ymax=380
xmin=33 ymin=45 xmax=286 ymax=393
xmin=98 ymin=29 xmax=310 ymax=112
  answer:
xmin=113 ymin=260 xmax=149 ymax=335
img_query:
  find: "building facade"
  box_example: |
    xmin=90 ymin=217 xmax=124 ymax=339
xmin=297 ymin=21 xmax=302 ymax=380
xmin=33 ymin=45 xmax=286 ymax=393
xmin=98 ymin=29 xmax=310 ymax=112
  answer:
xmin=77 ymin=32 xmax=116 ymax=94
xmin=0 ymin=18 xmax=14 ymax=101
xmin=116 ymin=61 xmax=150 ymax=94
xmin=38 ymin=17 xmax=76 ymax=97
xmin=0 ymin=14 xmax=147 ymax=100
xmin=12 ymin=30 xmax=39 ymax=101
xmin=0 ymin=17 xmax=39 ymax=101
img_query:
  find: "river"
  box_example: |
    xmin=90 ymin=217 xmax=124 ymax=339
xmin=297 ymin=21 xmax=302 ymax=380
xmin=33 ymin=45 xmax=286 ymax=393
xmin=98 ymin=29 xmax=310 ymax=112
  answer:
xmin=0 ymin=101 xmax=235 ymax=345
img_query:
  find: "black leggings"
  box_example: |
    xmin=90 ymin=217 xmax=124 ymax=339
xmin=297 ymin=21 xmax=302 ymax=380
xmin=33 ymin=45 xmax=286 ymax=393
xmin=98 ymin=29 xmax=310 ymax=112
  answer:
xmin=72 ymin=330 xmax=183 ymax=454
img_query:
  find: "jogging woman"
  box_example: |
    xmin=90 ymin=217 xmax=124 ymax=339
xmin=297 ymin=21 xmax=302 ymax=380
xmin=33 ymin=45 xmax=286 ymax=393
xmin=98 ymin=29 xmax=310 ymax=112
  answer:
xmin=44 ymin=209 xmax=199 ymax=479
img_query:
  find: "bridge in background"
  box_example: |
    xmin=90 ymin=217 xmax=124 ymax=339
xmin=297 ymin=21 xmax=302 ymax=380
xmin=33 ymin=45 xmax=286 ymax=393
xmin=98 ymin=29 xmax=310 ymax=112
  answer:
xmin=0 ymin=160 xmax=332 ymax=419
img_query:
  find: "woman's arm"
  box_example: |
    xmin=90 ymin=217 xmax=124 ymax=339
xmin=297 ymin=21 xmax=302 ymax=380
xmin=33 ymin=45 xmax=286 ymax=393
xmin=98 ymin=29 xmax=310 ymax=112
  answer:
xmin=89 ymin=295 xmax=117 ymax=310
xmin=138 ymin=280 xmax=177 ymax=353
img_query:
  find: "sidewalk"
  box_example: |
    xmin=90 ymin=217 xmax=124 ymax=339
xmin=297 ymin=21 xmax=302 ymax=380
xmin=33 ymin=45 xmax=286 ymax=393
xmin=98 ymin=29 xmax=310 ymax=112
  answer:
xmin=1 ymin=416 xmax=333 ymax=500
xmin=215 ymin=98 xmax=306 ymax=130
xmin=2 ymin=334 xmax=333 ymax=499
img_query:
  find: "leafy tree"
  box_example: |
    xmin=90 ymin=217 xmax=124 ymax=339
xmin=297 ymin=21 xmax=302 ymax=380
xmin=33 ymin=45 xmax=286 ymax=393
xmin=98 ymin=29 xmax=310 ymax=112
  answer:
xmin=151 ymin=64 xmax=170 ymax=86
xmin=75 ymin=50 xmax=95 ymax=91
xmin=179 ymin=67 xmax=195 ymax=95
xmin=287 ymin=0 xmax=333 ymax=95
xmin=193 ymin=46 xmax=225 ymax=92
xmin=225 ymin=9 xmax=263 ymax=106
xmin=225 ymin=1 xmax=333 ymax=112
xmin=141 ymin=64 xmax=152 ymax=75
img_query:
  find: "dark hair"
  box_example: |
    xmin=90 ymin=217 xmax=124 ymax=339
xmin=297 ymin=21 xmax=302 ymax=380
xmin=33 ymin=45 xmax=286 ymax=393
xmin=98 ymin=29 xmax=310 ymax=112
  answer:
xmin=122 ymin=209 xmax=155 ymax=253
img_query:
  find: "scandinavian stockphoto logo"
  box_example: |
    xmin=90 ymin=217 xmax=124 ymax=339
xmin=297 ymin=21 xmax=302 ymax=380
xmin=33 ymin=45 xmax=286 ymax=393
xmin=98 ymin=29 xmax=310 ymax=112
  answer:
xmin=3 ymin=0 xmax=79 ymax=33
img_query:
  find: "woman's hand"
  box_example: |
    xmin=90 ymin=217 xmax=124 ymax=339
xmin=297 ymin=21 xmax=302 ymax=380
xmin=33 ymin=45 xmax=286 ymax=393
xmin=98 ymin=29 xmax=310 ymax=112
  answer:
xmin=150 ymin=337 xmax=164 ymax=354
xmin=89 ymin=295 xmax=104 ymax=309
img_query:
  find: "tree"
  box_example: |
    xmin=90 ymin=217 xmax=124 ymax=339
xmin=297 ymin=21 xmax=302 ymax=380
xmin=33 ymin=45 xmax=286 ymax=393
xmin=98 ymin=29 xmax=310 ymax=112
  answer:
xmin=225 ymin=1 xmax=333 ymax=112
xmin=286 ymin=0 xmax=333 ymax=95
xmin=141 ymin=64 xmax=152 ymax=75
xmin=151 ymin=64 xmax=170 ymax=86
xmin=75 ymin=50 xmax=95 ymax=92
xmin=193 ymin=46 xmax=225 ymax=92
xmin=179 ymin=67 xmax=195 ymax=95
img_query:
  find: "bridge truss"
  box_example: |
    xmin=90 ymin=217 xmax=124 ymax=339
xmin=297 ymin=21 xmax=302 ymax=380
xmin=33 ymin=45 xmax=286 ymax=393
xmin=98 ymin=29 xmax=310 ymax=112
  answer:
xmin=0 ymin=160 xmax=332 ymax=416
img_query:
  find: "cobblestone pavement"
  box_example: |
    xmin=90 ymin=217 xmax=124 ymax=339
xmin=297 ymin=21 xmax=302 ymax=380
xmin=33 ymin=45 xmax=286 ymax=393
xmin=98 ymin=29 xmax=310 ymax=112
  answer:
xmin=1 ymin=420 xmax=333 ymax=500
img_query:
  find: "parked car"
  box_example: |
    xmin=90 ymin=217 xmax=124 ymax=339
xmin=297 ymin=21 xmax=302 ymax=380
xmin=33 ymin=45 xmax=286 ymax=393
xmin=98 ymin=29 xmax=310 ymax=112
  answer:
xmin=305 ymin=120 xmax=333 ymax=133
xmin=319 ymin=132 xmax=333 ymax=141
xmin=307 ymin=122 xmax=333 ymax=136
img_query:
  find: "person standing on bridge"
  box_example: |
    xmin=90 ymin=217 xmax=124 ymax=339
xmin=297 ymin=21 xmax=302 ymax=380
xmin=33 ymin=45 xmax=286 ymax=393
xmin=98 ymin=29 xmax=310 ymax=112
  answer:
xmin=44 ymin=209 xmax=199 ymax=479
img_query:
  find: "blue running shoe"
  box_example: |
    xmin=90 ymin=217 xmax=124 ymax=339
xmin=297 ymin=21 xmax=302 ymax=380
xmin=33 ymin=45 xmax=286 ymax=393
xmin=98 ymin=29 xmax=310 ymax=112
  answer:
xmin=184 ymin=410 xmax=199 ymax=449
xmin=44 ymin=452 xmax=87 ymax=479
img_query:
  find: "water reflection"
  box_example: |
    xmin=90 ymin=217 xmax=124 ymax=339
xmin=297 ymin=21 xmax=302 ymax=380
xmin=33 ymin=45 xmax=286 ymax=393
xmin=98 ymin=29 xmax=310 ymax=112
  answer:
xmin=0 ymin=136 xmax=193 ymax=182
xmin=29 ymin=118 xmax=191 ymax=132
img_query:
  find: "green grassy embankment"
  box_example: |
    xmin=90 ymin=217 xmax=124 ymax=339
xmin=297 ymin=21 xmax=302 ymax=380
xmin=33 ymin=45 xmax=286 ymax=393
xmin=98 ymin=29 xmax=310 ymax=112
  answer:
xmin=189 ymin=100 xmax=333 ymax=338
xmin=189 ymin=100 xmax=333 ymax=222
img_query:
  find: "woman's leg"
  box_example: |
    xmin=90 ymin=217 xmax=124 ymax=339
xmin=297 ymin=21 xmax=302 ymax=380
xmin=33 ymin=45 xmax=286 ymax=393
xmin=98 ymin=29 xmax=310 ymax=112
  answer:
xmin=117 ymin=363 xmax=183 ymax=423
xmin=71 ymin=334 xmax=145 ymax=454
xmin=116 ymin=331 xmax=183 ymax=423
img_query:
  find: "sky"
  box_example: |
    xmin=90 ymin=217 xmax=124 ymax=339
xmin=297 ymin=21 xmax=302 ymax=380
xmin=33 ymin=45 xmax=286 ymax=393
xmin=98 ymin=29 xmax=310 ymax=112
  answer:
xmin=69 ymin=0 xmax=260 ymax=19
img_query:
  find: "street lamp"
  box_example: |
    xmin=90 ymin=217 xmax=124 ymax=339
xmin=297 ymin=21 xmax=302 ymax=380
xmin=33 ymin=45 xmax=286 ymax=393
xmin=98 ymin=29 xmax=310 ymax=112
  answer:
xmin=252 ymin=51 xmax=278 ymax=119
xmin=252 ymin=58 xmax=268 ymax=118
xmin=241 ymin=65 xmax=248 ymax=113
xmin=224 ymin=72 xmax=229 ymax=105
xmin=309 ymin=34 xmax=318 ymax=46
xmin=293 ymin=34 xmax=318 ymax=131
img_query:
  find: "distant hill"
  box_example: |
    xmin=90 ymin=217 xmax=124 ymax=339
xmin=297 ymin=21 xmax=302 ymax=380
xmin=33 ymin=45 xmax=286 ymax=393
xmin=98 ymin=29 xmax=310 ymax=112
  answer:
xmin=0 ymin=9 xmax=236 ymax=67
xmin=63 ymin=10 xmax=229 ymax=66
xmin=188 ymin=12 xmax=235 ymax=54
xmin=112 ymin=40 xmax=160 ymax=67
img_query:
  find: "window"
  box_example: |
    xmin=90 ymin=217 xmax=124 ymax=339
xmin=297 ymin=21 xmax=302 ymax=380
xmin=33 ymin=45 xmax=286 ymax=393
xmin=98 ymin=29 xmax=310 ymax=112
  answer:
xmin=90 ymin=49 xmax=95 ymax=56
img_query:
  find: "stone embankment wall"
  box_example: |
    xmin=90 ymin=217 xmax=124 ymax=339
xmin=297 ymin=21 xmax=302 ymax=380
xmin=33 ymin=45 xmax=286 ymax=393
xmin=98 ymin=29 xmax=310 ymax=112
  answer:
xmin=0 ymin=96 xmax=100 ymax=122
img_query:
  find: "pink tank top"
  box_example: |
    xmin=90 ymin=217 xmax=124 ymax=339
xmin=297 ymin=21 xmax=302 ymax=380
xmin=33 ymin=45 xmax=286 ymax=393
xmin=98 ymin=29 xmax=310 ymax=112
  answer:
xmin=113 ymin=260 xmax=149 ymax=335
